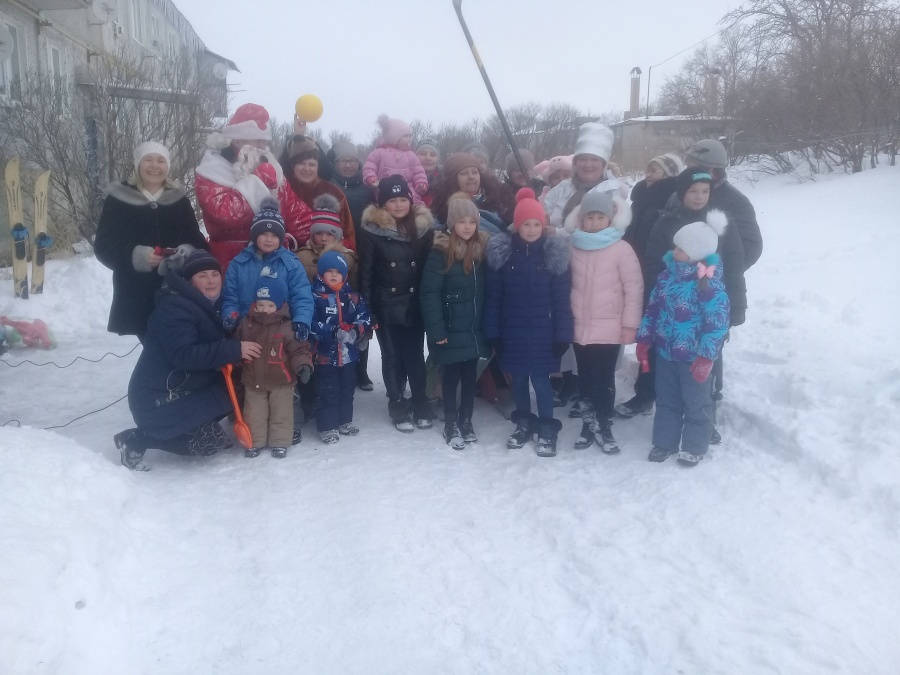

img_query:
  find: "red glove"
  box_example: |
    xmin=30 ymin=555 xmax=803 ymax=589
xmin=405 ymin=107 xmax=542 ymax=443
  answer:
xmin=690 ymin=356 xmax=715 ymax=383
xmin=415 ymin=182 xmax=428 ymax=195
xmin=635 ymin=342 xmax=650 ymax=372
xmin=253 ymin=162 xmax=278 ymax=190
xmin=366 ymin=176 xmax=378 ymax=187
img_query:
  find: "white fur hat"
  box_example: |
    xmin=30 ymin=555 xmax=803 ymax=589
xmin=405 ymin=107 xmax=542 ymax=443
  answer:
xmin=133 ymin=141 xmax=170 ymax=171
xmin=673 ymin=209 xmax=728 ymax=261
xmin=573 ymin=123 xmax=614 ymax=163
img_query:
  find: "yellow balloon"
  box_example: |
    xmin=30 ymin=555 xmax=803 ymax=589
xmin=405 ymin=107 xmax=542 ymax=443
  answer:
xmin=295 ymin=94 xmax=323 ymax=123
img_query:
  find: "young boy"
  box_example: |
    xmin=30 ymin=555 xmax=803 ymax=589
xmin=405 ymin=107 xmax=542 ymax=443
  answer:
xmin=309 ymin=250 xmax=372 ymax=443
xmin=236 ymin=276 xmax=313 ymax=458
xmin=222 ymin=197 xmax=314 ymax=342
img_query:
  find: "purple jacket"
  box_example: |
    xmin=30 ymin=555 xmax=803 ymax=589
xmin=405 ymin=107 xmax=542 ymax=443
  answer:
xmin=362 ymin=144 xmax=428 ymax=204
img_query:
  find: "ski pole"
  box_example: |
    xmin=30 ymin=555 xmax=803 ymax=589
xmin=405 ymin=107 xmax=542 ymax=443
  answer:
xmin=452 ymin=0 xmax=530 ymax=179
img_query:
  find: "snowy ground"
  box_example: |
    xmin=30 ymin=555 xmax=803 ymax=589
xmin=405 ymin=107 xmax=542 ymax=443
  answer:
xmin=2 ymin=166 xmax=899 ymax=674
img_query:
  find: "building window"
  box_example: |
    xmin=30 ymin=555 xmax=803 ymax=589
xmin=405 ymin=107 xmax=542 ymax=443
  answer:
xmin=167 ymin=32 xmax=178 ymax=58
xmin=150 ymin=14 xmax=160 ymax=39
xmin=131 ymin=0 xmax=144 ymax=43
xmin=1 ymin=21 xmax=25 ymax=100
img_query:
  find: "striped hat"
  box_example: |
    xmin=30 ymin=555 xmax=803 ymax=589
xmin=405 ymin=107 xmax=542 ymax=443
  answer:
xmin=309 ymin=193 xmax=343 ymax=240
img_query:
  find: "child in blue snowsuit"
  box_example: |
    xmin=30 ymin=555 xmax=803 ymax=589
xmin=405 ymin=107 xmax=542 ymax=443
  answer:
xmin=309 ymin=250 xmax=372 ymax=444
xmin=222 ymin=198 xmax=314 ymax=341
xmin=636 ymin=210 xmax=730 ymax=467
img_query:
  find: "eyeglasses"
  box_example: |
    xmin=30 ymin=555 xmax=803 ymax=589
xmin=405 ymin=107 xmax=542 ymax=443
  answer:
xmin=336 ymin=158 xmax=358 ymax=165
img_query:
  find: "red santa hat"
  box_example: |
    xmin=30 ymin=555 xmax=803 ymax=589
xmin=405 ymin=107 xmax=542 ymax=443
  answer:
xmin=220 ymin=103 xmax=272 ymax=142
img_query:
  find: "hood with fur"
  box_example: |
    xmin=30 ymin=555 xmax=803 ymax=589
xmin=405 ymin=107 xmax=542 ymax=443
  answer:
xmin=486 ymin=231 xmax=569 ymax=275
xmin=361 ymin=203 xmax=435 ymax=241
xmin=105 ymin=181 xmax=186 ymax=207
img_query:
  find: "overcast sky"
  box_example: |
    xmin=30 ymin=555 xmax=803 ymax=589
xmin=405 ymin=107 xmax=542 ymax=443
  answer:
xmin=175 ymin=0 xmax=741 ymax=144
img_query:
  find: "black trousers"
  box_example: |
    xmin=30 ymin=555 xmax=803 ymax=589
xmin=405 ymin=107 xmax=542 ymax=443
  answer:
xmin=441 ymin=358 xmax=478 ymax=423
xmin=375 ymin=324 xmax=427 ymax=405
xmin=573 ymin=343 xmax=621 ymax=420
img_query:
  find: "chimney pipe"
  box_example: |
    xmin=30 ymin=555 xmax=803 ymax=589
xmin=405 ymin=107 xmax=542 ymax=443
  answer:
xmin=705 ymin=69 xmax=720 ymax=116
xmin=629 ymin=67 xmax=642 ymax=120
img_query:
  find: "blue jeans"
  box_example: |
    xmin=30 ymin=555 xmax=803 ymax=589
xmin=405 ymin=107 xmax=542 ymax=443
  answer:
xmin=652 ymin=357 xmax=714 ymax=455
xmin=510 ymin=373 xmax=555 ymax=420
xmin=315 ymin=364 xmax=356 ymax=432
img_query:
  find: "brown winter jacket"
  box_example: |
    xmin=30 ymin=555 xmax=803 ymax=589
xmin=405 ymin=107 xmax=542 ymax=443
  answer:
xmin=236 ymin=303 xmax=311 ymax=392
xmin=296 ymin=241 xmax=358 ymax=288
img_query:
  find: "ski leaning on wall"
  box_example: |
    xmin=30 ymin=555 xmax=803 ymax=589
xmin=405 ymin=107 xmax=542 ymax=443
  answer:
xmin=31 ymin=170 xmax=52 ymax=295
xmin=4 ymin=158 xmax=53 ymax=298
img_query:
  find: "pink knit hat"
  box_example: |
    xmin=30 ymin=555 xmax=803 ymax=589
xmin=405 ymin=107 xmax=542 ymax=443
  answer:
xmin=377 ymin=114 xmax=412 ymax=146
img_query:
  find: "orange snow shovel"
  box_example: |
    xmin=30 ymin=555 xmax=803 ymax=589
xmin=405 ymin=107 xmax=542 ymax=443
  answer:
xmin=222 ymin=364 xmax=253 ymax=449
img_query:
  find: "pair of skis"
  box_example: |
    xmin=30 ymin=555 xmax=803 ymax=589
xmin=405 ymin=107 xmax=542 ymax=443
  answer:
xmin=5 ymin=157 xmax=52 ymax=298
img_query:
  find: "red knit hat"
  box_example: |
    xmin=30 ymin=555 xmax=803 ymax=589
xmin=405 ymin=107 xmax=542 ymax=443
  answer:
xmin=513 ymin=188 xmax=546 ymax=230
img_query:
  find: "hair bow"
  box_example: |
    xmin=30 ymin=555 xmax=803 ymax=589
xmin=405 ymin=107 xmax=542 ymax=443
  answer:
xmin=697 ymin=262 xmax=716 ymax=279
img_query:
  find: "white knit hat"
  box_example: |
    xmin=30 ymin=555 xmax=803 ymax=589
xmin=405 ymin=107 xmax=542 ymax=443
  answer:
xmin=573 ymin=123 xmax=614 ymax=163
xmin=673 ymin=209 xmax=728 ymax=261
xmin=133 ymin=141 xmax=170 ymax=172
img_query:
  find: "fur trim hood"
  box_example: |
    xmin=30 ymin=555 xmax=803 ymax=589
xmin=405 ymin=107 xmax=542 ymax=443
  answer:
xmin=361 ymin=203 xmax=435 ymax=241
xmin=562 ymin=195 xmax=632 ymax=235
xmin=431 ymin=229 xmax=490 ymax=262
xmin=486 ymin=231 xmax=570 ymax=275
xmin=105 ymin=181 xmax=186 ymax=207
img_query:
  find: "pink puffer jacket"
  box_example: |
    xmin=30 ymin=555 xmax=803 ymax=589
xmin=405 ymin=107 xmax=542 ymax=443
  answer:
xmin=362 ymin=145 xmax=428 ymax=203
xmin=570 ymin=239 xmax=644 ymax=344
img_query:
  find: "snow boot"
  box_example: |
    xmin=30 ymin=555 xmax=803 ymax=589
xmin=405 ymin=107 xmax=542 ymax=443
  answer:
xmin=536 ymin=418 xmax=562 ymax=457
xmin=458 ymin=417 xmax=477 ymax=443
xmin=676 ymin=450 xmax=703 ymax=467
xmin=595 ymin=422 xmax=620 ymax=455
xmin=710 ymin=427 xmax=722 ymax=445
xmin=574 ymin=421 xmax=595 ymax=449
xmin=320 ymin=429 xmax=340 ymax=444
xmin=413 ymin=398 xmax=434 ymax=430
xmin=115 ymin=429 xmax=149 ymax=471
xmin=614 ymin=395 xmax=654 ymax=418
xmin=568 ymin=398 xmax=589 ymax=419
xmin=506 ymin=410 xmax=536 ymax=449
xmin=271 ymin=447 xmax=287 ymax=459
xmin=389 ymin=397 xmax=415 ymax=433
xmin=648 ymin=446 xmax=675 ymax=463
xmin=444 ymin=421 xmax=466 ymax=451
xmin=339 ymin=423 xmax=360 ymax=436
xmin=245 ymin=447 xmax=262 ymax=458
xmin=292 ymin=428 xmax=302 ymax=445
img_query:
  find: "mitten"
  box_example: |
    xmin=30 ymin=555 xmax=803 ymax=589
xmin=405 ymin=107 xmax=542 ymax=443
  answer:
xmin=552 ymin=342 xmax=570 ymax=359
xmin=297 ymin=364 xmax=313 ymax=384
xmin=254 ymin=161 xmax=278 ymax=190
xmin=690 ymin=356 xmax=715 ymax=383
xmin=223 ymin=311 xmax=239 ymax=332
xmin=293 ymin=322 xmax=309 ymax=341
xmin=414 ymin=182 xmax=428 ymax=195
xmin=635 ymin=342 xmax=650 ymax=372
xmin=157 ymin=244 xmax=194 ymax=276
xmin=730 ymin=308 xmax=746 ymax=327
xmin=335 ymin=328 xmax=355 ymax=345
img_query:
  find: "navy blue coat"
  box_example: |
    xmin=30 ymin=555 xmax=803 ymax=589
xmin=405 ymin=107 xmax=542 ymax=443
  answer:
xmin=484 ymin=232 xmax=573 ymax=376
xmin=309 ymin=276 xmax=372 ymax=367
xmin=128 ymin=271 xmax=243 ymax=440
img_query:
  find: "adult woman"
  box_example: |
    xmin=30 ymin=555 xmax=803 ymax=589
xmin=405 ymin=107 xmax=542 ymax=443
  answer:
xmin=114 ymin=250 xmax=261 ymax=471
xmin=359 ymin=175 xmax=436 ymax=431
xmin=94 ymin=141 xmax=209 ymax=340
xmin=415 ymin=138 xmax=443 ymax=208
xmin=543 ymin=122 xmax=620 ymax=230
xmin=284 ymin=136 xmax=357 ymax=250
xmin=429 ymin=153 xmax=515 ymax=234
xmin=329 ymin=140 xmax=374 ymax=232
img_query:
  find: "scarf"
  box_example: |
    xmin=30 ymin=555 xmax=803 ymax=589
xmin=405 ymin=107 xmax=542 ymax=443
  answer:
xmin=561 ymin=175 xmax=603 ymax=223
xmin=571 ymin=226 xmax=623 ymax=251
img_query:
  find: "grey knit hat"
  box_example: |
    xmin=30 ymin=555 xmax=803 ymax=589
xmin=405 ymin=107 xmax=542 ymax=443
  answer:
xmin=579 ymin=191 xmax=615 ymax=221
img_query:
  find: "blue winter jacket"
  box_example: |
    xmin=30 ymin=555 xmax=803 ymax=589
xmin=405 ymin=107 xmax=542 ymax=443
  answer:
xmin=483 ymin=232 xmax=573 ymax=376
xmin=222 ymin=244 xmax=313 ymax=325
xmin=128 ymin=271 xmax=242 ymax=440
xmin=637 ymin=252 xmax=730 ymax=362
xmin=309 ymin=277 xmax=372 ymax=367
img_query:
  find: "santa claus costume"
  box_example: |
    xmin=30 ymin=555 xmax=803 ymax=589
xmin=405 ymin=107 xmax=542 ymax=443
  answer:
xmin=195 ymin=103 xmax=312 ymax=269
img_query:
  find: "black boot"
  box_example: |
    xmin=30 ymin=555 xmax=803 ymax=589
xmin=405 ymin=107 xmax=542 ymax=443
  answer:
xmin=507 ymin=410 xmax=535 ymax=449
xmin=389 ymin=397 xmax=414 ymax=433
xmin=115 ymin=429 xmax=149 ymax=471
xmin=443 ymin=419 xmax=465 ymax=450
xmin=614 ymin=395 xmax=654 ymax=418
xmin=574 ymin=421 xmax=595 ymax=449
xmin=536 ymin=418 xmax=562 ymax=457
xmin=458 ymin=417 xmax=477 ymax=443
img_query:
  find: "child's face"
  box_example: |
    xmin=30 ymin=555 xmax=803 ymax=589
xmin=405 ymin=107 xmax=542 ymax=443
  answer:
xmin=581 ymin=211 xmax=611 ymax=233
xmin=312 ymin=231 xmax=337 ymax=247
xmin=673 ymin=247 xmax=691 ymax=262
xmin=548 ymin=169 xmax=571 ymax=188
xmin=322 ymin=269 xmax=344 ymax=288
xmin=416 ymin=148 xmax=439 ymax=172
xmin=683 ymin=182 xmax=711 ymax=211
xmin=396 ymin=133 xmax=412 ymax=150
xmin=518 ymin=219 xmax=543 ymax=243
xmin=384 ymin=197 xmax=411 ymax=220
xmin=254 ymin=299 xmax=277 ymax=314
xmin=256 ymin=232 xmax=280 ymax=254
xmin=452 ymin=216 xmax=478 ymax=242
xmin=644 ymin=161 xmax=665 ymax=185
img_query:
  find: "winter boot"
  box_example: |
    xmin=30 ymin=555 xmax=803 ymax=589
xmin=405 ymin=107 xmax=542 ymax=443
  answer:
xmin=320 ymin=429 xmax=340 ymax=444
xmin=339 ymin=423 xmax=360 ymax=436
xmin=115 ymin=429 xmax=149 ymax=471
xmin=458 ymin=417 xmax=477 ymax=443
xmin=568 ymin=398 xmax=589 ymax=419
xmin=389 ymin=397 xmax=415 ymax=433
xmin=536 ymin=418 xmax=563 ymax=457
xmin=292 ymin=428 xmax=302 ymax=445
xmin=710 ymin=427 xmax=722 ymax=445
xmin=271 ymin=447 xmax=287 ymax=459
xmin=553 ymin=371 xmax=578 ymax=407
xmin=614 ymin=395 xmax=654 ymax=418
xmin=245 ymin=447 xmax=262 ymax=458
xmin=506 ymin=410 xmax=536 ymax=449
xmin=574 ymin=421 xmax=595 ymax=449
xmin=413 ymin=398 xmax=435 ymax=430
xmin=676 ymin=450 xmax=703 ymax=467
xmin=443 ymin=421 xmax=466 ymax=451
xmin=595 ymin=421 xmax=620 ymax=455
xmin=648 ymin=446 xmax=675 ymax=463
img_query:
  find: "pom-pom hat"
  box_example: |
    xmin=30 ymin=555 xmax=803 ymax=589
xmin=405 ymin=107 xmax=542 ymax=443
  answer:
xmin=249 ymin=197 xmax=286 ymax=246
xmin=377 ymin=114 xmax=412 ymax=147
xmin=513 ymin=188 xmax=547 ymax=230
xmin=221 ymin=103 xmax=271 ymax=142
xmin=254 ymin=274 xmax=287 ymax=309
xmin=309 ymin=194 xmax=344 ymax=240
xmin=673 ymin=210 xmax=728 ymax=262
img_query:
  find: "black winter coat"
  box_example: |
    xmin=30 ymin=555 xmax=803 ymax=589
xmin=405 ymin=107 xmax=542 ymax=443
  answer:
xmin=359 ymin=203 xmax=435 ymax=328
xmin=331 ymin=170 xmax=374 ymax=232
xmin=94 ymin=182 xmax=208 ymax=337
xmin=624 ymin=176 xmax=678 ymax=263
xmin=419 ymin=230 xmax=490 ymax=366
xmin=643 ymin=206 xmax=748 ymax=313
xmin=128 ymin=271 xmax=242 ymax=440
xmin=709 ymin=181 xmax=763 ymax=269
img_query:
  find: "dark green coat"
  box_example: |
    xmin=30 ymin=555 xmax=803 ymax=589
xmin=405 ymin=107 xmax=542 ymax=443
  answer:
xmin=420 ymin=231 xmax=490 ymax=366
